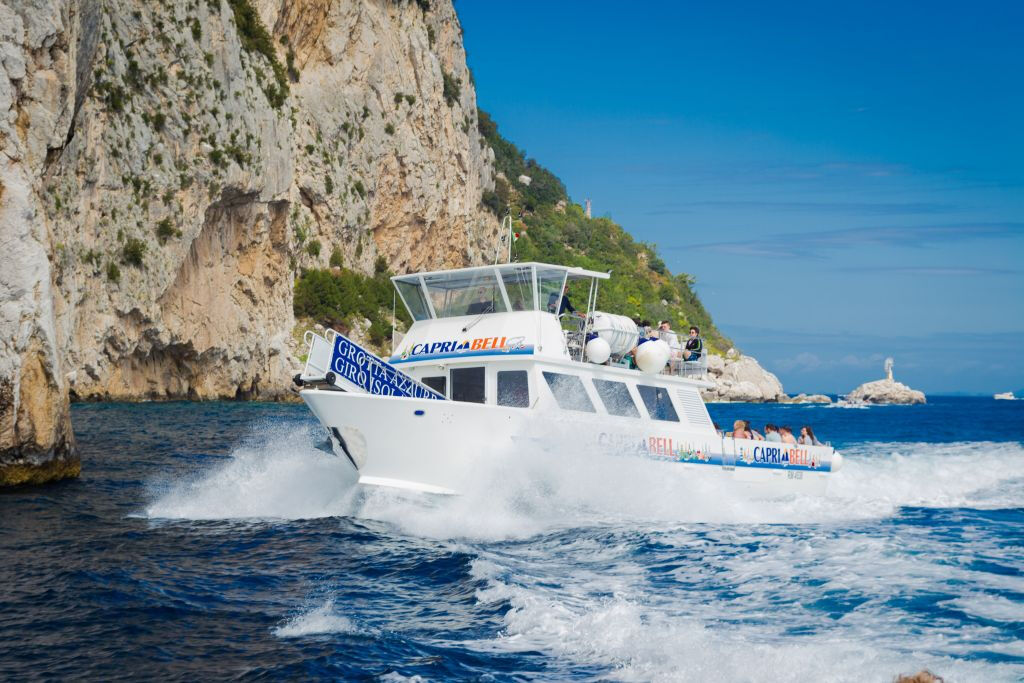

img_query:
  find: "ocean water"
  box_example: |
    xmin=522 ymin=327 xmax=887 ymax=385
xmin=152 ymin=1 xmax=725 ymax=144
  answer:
xmin=1 ymin=397 xmax=1022 ymax=681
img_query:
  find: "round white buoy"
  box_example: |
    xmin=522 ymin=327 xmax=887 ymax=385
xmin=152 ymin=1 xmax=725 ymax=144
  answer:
xmin=585 ymin=337 xmax=611 ymax=364
xmin=635 ymin=339 xmax=670 ymax=374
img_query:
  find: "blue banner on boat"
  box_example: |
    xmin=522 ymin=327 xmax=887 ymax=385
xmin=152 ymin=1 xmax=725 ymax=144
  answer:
xmin=330 ymin=333 xmax=446 ymax=400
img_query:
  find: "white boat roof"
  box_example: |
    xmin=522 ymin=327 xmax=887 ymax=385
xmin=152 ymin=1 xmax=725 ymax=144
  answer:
xmin=391 ymin=261 xmax=611 ymax=286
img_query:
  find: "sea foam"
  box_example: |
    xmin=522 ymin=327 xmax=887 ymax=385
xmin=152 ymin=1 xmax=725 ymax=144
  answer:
xmin=274 ymin=599 xmax=359 ymax=638
xmin=146 ymin=418 xmax=1024 ymax=540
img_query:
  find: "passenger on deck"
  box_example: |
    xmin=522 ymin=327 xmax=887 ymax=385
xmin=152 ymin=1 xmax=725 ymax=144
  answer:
xmin=779 ymin=425 xmax=797 ymax=444
xmin=746 ymin=420 xmax=764 ymax=440
xmin=683 ymin=326 xmax=703 ymax=360
xmin=799 ymin=426 xmax=822 ymax=446
xmin=728 ymin=419 xmax=750 ymax=439
xmin=764 ymin=424 xmax=782 ymax=442
xmin=547 ymin=284 xmax=584 ymax=318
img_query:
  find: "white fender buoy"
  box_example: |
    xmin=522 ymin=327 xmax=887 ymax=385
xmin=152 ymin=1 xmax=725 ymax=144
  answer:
xmin=830 ymin=451 xmax=843 ymax=472
xmin=585 ymin=337 xmax=611 ymax=364
xmin=635 ymin=339 xmax=670 ymax=374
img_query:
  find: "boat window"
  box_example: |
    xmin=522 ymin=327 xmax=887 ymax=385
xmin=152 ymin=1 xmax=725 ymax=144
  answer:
xmin=395 ymin=280 xmax=431 ymax=321
xmin=451 ymin=367 xmax=485 ymax=404
xmin=501 ymin=266 xmax=536 ymax=311
xmin=593 ymin=379 xmax=640 ymax=418
xmin=497 ymin=370 xmax=530 ymax=408
xmin=537 ymin=268 xmax=568 ymax=315
xmin=542 ymin=371 xmax=595 ymax=413
xmin=422 ymin=376 xmax=446 ymax=396
xmin=423 ymin=270 xmax=509 ymax=318
xmin=637 ymin=385 xmax=679 ymax=422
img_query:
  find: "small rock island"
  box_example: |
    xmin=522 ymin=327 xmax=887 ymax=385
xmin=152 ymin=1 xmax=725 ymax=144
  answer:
xmin=846 ymin=357 xmax=926 ymax=405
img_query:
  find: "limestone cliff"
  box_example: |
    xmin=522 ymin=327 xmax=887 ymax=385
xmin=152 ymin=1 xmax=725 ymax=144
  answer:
xmin=1 ymin=0 xmax=498 ymax=482
xmin=701 ymin=351 xmax=786 ymax=403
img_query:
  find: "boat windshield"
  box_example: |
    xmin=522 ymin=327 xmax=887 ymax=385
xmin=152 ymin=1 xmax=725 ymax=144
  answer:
xmin=501 ymin=265 xmax=535 ymax=311
xmin=423 ymin=270 xmax=509 ymax=318
xmin=392 ymin=263 xmax=608 ymax=320
xmin=537 ymin=267 xmax=568 ymax=315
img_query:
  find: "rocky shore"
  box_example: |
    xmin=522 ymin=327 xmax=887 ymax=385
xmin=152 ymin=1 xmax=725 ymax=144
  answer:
xmin=845 ymin=378 xmax=926 ymax=405
xmin=701 ymin=350 xmax=832 ymax=404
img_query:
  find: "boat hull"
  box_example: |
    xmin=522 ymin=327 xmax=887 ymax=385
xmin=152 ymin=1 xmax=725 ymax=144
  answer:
xmin=300 ymin=389 xmax=841 ymax=496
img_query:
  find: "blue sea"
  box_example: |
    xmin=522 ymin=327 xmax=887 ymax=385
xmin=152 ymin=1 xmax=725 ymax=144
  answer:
xmin=1 ymin=397 xmax=1022 ymax=681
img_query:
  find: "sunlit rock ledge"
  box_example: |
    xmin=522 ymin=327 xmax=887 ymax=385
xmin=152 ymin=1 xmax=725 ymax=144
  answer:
xmin=845 ymin=378 xmax=926 ymax=405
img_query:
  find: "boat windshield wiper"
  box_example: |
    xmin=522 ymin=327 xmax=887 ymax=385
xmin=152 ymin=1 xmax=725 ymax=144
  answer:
xmin=461 ymin=304 xmax=494 ymax=333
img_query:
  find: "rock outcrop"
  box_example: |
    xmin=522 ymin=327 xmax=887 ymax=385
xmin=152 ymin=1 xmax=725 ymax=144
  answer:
xmin=845 ymin=378 xmax=926 ymax=405
xmin=701 ymin=352 xmax=787 ymax=403
xmin=1 ymin=0 xmax=79 ymax=484
xmin=1 ymin=0 xmax=498 ymax=482
xmin=784 ymin=393 xmax=832 ymax=404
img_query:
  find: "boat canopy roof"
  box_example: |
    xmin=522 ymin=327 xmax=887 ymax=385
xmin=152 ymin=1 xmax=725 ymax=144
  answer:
xmin=391 ymin=262 xmax=610 ymax=321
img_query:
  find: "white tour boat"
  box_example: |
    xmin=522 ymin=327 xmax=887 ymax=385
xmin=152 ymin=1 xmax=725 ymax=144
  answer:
xmin=294 ymin=261 xmax=843 ymax=496
xmin=994 ymin=392 xmax=1017 ymax=401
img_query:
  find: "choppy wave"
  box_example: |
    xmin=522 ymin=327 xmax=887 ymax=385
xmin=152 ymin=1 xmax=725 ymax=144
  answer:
xmin=274 ymin=598 xmax=359 ymax=638
xmin=144 ymin=423 xmax=358 ymax=520
xmin=138 ymin=418 xmax=1024 ymax=680
xmin=465 ymin=517 xmax=1024 ymax=682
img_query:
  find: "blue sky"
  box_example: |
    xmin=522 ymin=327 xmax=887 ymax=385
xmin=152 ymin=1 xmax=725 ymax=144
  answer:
xmin=457 ymin=0 xmax=1024 ymax=395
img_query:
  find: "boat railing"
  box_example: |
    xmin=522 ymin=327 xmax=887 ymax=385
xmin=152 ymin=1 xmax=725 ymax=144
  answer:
xmin=301 ymin=328 xmax=339 ymax=380
xmin=562 ymin=320 xmax=709 ymax=378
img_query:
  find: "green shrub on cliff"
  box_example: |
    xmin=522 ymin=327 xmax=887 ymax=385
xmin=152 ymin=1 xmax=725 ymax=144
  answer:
xmin=122 ymin=238 xmax=146 ymax=267
xmin=442 ymin=69 xmax=461 ymax=106
xmin=293 ymin=266 xmax=410 ymax=347
xmin=227 ymin=0 xmax=288 ymax=108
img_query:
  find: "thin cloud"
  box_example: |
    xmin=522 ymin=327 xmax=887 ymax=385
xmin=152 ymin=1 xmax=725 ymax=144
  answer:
xmin=839 ymin=266 xmax=1019 ymax=276
xmin=671 ymin=222 xmax=1024 ymax=259
xmin=645 ymin=199 xmax=958 ymax=217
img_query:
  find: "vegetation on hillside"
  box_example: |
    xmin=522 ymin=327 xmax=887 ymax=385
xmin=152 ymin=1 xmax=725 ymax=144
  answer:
xmin=291 ymin=108 xmax=731 ymax=354
xmin=477 ymin=109 xmax=731 ymax=352
xmin=293 ymin=257 xmax=410 ymax=347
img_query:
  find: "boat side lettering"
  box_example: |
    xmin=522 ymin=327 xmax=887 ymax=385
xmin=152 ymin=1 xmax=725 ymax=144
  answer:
xmin=394 ymin=336 xmax=532 ymax=362
xmin=643 ymin=436 xmax=712 ymax=462
xmin=330 ymin=334 xmax=444 ymax=399
xmin=740 ymin=445 xmax=820 ymax=469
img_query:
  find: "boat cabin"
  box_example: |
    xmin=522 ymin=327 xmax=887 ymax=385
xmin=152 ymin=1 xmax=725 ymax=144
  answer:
xmin=386 ymin=262 xmax=717 ymax=435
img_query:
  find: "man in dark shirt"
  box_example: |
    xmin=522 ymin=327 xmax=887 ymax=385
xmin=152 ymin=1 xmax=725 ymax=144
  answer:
xmin=547 ymin=284 xmax=583 ymax=318
xmin=683 ymin=325 xmax=703 ymax=360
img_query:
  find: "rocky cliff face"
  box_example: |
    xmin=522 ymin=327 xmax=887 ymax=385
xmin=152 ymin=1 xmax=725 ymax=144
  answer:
xmin=701 ymin=352 xmax=786 ymax=403
xmin=1 ymin=0 xmax=498 ymax=482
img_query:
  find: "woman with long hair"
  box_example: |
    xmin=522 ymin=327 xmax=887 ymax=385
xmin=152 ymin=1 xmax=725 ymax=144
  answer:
xmin=799 ymin=425 xmax=821 ymax=446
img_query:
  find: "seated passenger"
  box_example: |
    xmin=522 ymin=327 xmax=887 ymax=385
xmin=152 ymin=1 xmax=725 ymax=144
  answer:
xmin=625 ymin=321 xmax=659 ymax=365
xmin=779 ymin=425 xmax=797 ymax=444
xmin=683 ymin=326 xmax=703 ymax=360
xmin=728 ymin=419 xmax=750 ymax=439
xmin=746 ymin=420 xmax=764 ymax=440
xmin=799 ymin=426 xmax=822 ymax=446
xmin=764 ymin=424 xmax=782 ymax=442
